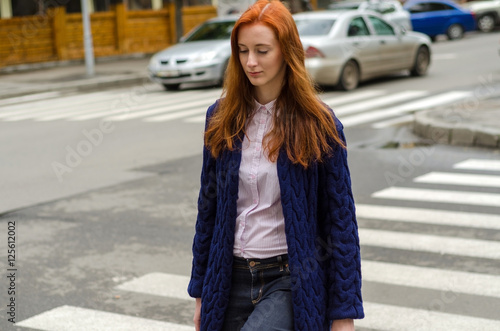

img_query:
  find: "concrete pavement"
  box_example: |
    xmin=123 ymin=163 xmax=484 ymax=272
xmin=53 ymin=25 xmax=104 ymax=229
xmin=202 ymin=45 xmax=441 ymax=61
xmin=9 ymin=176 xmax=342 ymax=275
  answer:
xmin=0 ymin=56 xmax=150 ymax=99
xmin=1 ymin=56 xmax=499 ymax=149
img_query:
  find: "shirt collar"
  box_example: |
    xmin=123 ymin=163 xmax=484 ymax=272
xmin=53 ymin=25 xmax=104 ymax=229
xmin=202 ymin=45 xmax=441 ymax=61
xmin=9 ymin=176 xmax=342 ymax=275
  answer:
xmin=254 ymin=99 xmax=276 ymax=115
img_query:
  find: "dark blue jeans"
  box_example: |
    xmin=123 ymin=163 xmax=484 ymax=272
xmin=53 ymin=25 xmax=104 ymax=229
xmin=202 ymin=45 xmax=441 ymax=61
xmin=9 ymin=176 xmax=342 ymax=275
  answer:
xmin=222 ymin=254 xmax=294 ymax=331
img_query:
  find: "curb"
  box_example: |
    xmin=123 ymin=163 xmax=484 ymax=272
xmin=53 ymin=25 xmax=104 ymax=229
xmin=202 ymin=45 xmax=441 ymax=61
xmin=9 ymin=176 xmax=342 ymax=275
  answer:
xmin=413 ymin=107 xmax=500 ymax=149
xmin=0 ymin=53 xmax=150 ymax=74
xmin=0 ymin=74 xmax=150 ymax=99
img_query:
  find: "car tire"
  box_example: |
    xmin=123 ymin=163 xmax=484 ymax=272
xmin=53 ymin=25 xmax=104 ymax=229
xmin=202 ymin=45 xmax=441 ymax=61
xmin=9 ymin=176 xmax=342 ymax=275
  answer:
xmin=477 ymin=14 xmax=495 ymax=33
xmin=410 ymin=46 xmax=430 ymax=77
xmin=163 ymin=84 xmax=181 ymax=91
xmin=446 ymin=24 xmax=464 ymax=40
xmin=337 ymin=60 xmax=359 ymax=91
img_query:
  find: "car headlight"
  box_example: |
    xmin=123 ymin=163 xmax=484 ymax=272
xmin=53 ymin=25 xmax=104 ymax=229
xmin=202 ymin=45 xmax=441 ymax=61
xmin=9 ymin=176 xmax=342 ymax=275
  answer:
xmin=193 ymin=51 xmax=218 ymax=63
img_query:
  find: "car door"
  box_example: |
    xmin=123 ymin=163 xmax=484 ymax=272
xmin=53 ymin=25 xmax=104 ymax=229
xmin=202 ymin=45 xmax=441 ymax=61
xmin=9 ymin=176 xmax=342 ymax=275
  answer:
xmin=367 ymin=15 xmax=410 ymax=72
xmin=344 ymin=16 xmax=380 ymax=78
xmin=408 ymin=2 xmax=450 ymax=36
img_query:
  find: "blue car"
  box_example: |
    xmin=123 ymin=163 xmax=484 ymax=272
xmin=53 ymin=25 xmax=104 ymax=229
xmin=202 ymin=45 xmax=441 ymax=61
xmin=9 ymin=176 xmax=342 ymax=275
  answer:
xmin=404 ymin=0 xmax=476 ymax=41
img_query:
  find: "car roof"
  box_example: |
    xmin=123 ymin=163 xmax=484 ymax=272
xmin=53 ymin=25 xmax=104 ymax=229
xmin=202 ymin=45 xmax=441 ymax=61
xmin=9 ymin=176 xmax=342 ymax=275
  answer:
xmin=404 ymin=0 xmax=458 ymax=6
xmin=205 ymin=15 xmax=240 ymax=23
xmin=293 ymin=10 xmax=382 ymax=21
xmin=293 ymin=11 xmax=347 ymax=20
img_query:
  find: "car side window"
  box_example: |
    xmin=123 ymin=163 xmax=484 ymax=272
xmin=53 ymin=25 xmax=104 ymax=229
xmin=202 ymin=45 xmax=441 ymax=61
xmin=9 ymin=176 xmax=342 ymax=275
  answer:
xmin=407 ymin=3 xmax=428 ymax=13
xmin=427 ymin=3 xmax=453 ymax=11
xmin=347 ymin=17 xmax=371 ymax=37
xmin=368 ymin=16 xmax=395 ymax=36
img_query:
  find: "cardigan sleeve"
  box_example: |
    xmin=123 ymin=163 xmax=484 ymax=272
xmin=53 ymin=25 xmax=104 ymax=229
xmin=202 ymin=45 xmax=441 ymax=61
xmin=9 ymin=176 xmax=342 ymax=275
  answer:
xmin=318 ymin=116 xmax=364 ymax=321
xmin=187 ymin=102 xmax=219 ymax=298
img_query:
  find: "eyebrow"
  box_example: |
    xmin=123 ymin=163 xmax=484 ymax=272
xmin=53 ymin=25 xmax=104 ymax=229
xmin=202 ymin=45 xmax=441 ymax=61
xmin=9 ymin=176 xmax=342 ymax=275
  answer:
xmin=238 ymin=43 xmax=272 ymax=47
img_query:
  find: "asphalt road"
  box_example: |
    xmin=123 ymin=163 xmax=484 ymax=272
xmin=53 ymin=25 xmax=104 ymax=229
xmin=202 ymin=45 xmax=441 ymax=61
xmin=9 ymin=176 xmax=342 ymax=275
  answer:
xmin=0 ymin=31 xmax=500 ymax=330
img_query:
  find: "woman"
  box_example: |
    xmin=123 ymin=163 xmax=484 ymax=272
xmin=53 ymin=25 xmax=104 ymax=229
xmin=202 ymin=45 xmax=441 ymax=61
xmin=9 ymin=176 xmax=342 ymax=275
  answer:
xmin=188 ymin=1 xmax=364 ymax=330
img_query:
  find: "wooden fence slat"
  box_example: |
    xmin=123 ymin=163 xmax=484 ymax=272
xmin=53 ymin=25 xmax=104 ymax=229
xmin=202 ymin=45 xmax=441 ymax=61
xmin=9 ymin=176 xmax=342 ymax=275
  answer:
xmin=0 ymin=4 xmax=217 ymax=68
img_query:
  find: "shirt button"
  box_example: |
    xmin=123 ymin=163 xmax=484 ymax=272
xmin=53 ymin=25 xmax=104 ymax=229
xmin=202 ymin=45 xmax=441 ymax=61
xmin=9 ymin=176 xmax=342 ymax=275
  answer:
xmin=260 ymin=119 xmax=265 ymax=124
xmin=256 ymin=147 xmax=261 ymax=152
xmin=253 ymin=199 xmax=258 ymax=204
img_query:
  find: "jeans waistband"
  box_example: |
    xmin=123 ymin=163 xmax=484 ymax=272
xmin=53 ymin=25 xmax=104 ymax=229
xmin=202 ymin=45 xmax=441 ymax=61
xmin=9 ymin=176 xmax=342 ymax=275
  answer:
xmin=233 ymin=254 xmax=289 ymax=270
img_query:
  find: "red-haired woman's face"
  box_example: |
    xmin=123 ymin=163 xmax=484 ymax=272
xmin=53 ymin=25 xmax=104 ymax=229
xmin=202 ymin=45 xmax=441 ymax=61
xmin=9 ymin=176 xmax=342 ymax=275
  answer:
xmin=237 ymin=23 xmax=286 ymax=100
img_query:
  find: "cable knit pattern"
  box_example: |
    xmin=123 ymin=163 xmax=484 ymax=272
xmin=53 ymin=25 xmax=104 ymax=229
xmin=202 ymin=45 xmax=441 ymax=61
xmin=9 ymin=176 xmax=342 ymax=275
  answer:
xmin=188 ymin=101 xmax=364 ymax=331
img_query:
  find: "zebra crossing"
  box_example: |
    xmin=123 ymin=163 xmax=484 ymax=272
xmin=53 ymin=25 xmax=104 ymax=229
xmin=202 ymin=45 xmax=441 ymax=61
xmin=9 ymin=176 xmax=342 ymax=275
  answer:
xmin=16 ymin=158 xmax=500 ymax=330
xmin=0 ymin=87 xmax=473 ymax=128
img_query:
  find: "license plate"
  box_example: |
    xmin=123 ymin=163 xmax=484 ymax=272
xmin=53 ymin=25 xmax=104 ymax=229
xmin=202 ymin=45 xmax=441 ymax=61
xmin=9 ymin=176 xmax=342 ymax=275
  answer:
xmin=157 ymin=70 xmax=180 ymax=78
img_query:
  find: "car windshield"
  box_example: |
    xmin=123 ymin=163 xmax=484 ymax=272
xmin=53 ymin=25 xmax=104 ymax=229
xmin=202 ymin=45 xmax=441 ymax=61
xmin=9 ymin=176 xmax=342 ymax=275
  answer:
xmin=184 ymin=21 xmax=235 ymax=42
xmin=295 ymin=19 xmax=336 ymax=36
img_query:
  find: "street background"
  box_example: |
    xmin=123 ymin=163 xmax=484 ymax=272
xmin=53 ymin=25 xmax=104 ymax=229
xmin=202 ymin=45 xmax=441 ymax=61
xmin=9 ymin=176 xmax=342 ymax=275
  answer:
xmin=0 ymin=23 xmax=500 ymax=331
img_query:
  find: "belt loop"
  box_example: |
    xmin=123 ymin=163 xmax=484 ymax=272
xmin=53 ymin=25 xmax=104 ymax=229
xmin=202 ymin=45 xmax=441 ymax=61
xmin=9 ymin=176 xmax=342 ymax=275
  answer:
xmin=278 ymin=255 xmax=283 ymax=271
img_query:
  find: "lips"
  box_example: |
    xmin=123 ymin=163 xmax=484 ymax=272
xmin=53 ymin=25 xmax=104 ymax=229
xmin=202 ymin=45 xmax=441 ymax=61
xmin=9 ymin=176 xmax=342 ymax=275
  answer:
xmin=248 ymin=71 xmax=262 ymax=77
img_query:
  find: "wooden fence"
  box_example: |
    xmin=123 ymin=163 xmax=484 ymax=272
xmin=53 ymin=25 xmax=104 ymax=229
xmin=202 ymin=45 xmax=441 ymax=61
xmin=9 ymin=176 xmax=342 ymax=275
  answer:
xmin=0 ymin=4 xmax=217 ymax=68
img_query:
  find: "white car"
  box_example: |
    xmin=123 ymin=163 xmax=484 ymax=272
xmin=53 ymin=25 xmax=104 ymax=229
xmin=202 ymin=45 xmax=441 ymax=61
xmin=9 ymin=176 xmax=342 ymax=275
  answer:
xmin=294 ymin=11 xmax=431 ymax=90
xmin=328 ymin=0 xmax=413 ymax=31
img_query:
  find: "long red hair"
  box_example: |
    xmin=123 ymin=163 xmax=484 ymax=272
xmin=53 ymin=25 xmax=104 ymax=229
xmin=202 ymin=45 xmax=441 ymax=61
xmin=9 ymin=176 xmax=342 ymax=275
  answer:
xmin=205 ymin=0 xmax=344 ymax=168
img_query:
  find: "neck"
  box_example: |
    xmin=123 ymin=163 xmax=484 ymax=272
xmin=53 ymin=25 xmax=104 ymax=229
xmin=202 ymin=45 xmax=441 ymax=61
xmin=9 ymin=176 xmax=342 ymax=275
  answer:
xmin=254 ymin=87 xmax=279 ymax=105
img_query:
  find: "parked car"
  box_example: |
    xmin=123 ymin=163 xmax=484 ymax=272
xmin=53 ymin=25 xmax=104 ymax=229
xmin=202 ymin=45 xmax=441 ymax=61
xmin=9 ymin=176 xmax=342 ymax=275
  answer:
xmin=403 ymin=0 xmax=476 ymax=41
xmin=293 ymin=11 xmax=431 ymax=90
xmin=328 ymin=0 xmax=413 ymax=31
xmin=148 ymin=16 xmax=237 ymax=90
xmin=462 ymin=0 xmax=500 ymax=32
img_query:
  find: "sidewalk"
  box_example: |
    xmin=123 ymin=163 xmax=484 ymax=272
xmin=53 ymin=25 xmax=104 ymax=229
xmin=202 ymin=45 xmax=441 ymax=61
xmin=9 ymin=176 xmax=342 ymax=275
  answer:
xmin=413 ymin=94 xmax=500 ymax=149
xmin=1 ymin=57 xmax=499 ymax=149
xmin=0 ymin=55 xmax=150 ymax=99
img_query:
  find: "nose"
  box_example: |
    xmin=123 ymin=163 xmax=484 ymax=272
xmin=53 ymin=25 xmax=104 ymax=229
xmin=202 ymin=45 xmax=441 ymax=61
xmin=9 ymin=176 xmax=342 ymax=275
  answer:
xmin=246 ymin=51 xmax=257 ymax=68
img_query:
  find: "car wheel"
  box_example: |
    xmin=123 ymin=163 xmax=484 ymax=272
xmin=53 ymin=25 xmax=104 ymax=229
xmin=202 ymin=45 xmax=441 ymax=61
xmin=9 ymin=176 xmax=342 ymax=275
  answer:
xmin=163 ymin=84 xmax=181 ymax=91
xmin=337 ymin=60 xmax=359 ymax=91
xmin=410 ymin=46 xmax=430 ymax=77
xmin=477 ymin=15 xmax=495 ymax=33
xmin=446 ymin=24 xmax=464 ymax=40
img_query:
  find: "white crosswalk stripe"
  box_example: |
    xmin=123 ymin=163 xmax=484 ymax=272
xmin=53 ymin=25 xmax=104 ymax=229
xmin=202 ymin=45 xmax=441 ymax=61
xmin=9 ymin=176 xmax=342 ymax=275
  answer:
xmin=339 ymin=91 xmax=472 ymax=127
xmin=333 ymin=90 xmax=428 ymax=116
xmin=0 ymin=88 xmax=474 ymax=127
xmin=414 ymin=171 xmax=500 ymax=188
xmin=356 ymin=204 xmax=500 ymax=229
xmin=17 ymin=305 xmax=194 ymax=331
xmin=357 ymin=302 xmax=500 ymax=331
xmin=0 ymin=91 xmax=62 ymax=106
xmin=115 ymin=272 xmax=191 ymax=300
xmin=373 ymin=187 xmax=500 ymax=207
xmin=16 ymin=159 xmax=500 ymax=330
xmin=362 ymin=260 xmax=500 ymax=298
xmin=454 ymin=158 xmax=500 ymax=172
xmin=360 ymin=228 xmax=500 ymax=259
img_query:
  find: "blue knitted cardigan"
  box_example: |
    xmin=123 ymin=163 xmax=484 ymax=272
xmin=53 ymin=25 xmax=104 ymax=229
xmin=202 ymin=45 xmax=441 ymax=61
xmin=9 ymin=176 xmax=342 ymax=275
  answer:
xmin=188 ymin=101 xmax=364 ymax=331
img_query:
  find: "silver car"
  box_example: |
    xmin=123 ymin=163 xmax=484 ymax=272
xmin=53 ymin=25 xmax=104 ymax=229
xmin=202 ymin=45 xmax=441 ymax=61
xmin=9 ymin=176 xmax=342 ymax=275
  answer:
xmin=294 ymin=11 xmax=431 ymax=90
xmin=148 ymin=16 xmax=237 ymax=90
